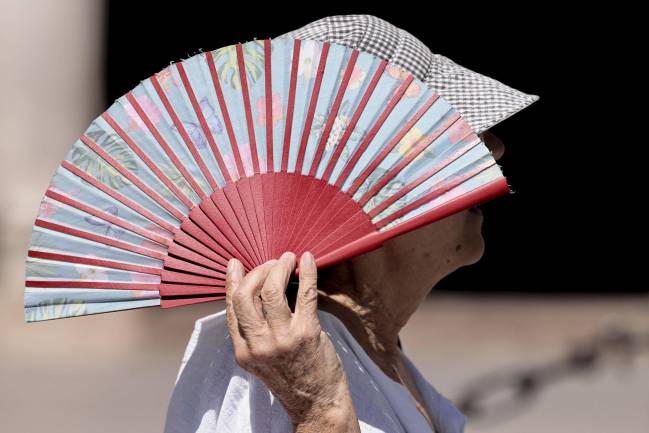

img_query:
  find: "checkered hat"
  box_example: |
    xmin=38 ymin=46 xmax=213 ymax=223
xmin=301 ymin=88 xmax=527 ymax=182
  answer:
xmin=280 ymin=15 xmax=538 ymax=133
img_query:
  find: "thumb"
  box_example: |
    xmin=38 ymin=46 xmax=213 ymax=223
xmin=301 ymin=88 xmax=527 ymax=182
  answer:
xmin=295 ymin=251 xmax=319 ymax=331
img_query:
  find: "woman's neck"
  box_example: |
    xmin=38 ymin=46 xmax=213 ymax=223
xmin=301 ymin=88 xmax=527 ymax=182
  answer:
xmin=317 ymin=259 xmax=435 ymax=382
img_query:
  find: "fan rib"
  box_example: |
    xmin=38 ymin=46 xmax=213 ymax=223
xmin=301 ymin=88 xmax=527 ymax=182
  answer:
xmin=177 ymin=219 xmax=231 ymax=266
xmin=295 ymin=42 xmax=330 ymax=172
xmin=161 ymin=270 xmax=224 ymax=286
xmin=366 ymin=136 xmax=481 ymax=218
xmin=236 ymin=43 xmax=261 ymax=174
xmin=188 ymin=206 xmax=253 ymax=269
xmin=270 ymin=40 xmax=301 ymax=258
xmin=347 ymin=94 xmax=440 ymax=197
xmin=264 ymin=39 xmax=273 ymax=170
xmin=281 ymin=39 xmax=301 ymax=172
xmin=171 ymin=228 xmax=230 ymax=267
xmin=44 ymin=189 xmax=171 ymax=246
xmin=26 ymin=280 xmax=158 ymax=290
xmin=159 ymin=284 xmax=225 ymax=297
xmin=287 ymin=50 xmax=359 ymax=253
xmin=358 ymin=112 xmax=462 ymax=207
xmin=285 ymin=179 xmax=326 ymax=251
xmin=27 ymin=250 xmax=162 ymax=276
xmin=126 ymin=92 xmax=207 ymax=199
xmin=309 ymin=49 xmax=359 ymax=177
xmin=247 ymin=175 xmax=269 ymax=261
xmin=152 ymin=69 xmax=219 ymax=190
xmin=34 ymin=219 xmax=166 ymax=260
xmin=261 ymin=174 xmax=275 ymax=260
xmin=236 ymin=43 xmax=269 ymax=261
xmin=160 ymin=296 xmax=225 ymax=308
xmin=291 ymin=61 xmax=389 ymax=253
xmin=374 ymin=159 xmax=498 ymax=228
xmin=102 ymin=112 xmax=195 ymax=210
xmin=78 ymin=135 xmax=186 ymax=220
xmin=292 ymin=70 xmax=417 ymax=252
xmin=234 ymin=178 xmax=267 ymax=262
xmin=311 ymin=210 xmax=375 ymax=256
xmin=295 ymin=192 xmax=369 ymax=255
xmin=277 ymin=175 xmax=311 ymax=255
xmin=61 ymin=161 xmax=179 ymax=231
xmin=213 ymin=188 xmax=263 ymax=265
xmin=167 ymin=242 xmax=227 ymax=271
xmin=334 ymin=75 xmax=415 ymax=190
xmin=207 ymin=48 xmax=268 ymax=263
xmin=321 ymin=60 xmax=387 ymax=182
xmin=163 ymin=255 xmax=225 ymax=276
xmin=197 ymin=200 xmax=256 ymax=269
xmin=278 ymin=44 xmax=330 ymax=256
xmin=204 ymin=51 xmax=245 ymax=179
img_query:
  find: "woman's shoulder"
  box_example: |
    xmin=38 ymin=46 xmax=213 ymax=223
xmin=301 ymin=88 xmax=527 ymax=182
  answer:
xmin=165 ymin=309 xmax=465 ymax=433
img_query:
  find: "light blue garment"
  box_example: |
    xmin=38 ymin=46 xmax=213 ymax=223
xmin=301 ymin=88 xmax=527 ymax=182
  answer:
xmin=164 ymin=309 xmax=465 ymax=433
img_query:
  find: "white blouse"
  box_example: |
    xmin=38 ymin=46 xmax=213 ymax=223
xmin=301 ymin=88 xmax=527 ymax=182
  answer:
xmin=164 ymin=309 xmax=466 ymax=433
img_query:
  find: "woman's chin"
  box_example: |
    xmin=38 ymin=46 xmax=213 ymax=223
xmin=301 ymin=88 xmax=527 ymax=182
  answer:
xmin=464 ymin=234 xmax=485 ymax=265
xmin=460 ymin=216 xmax=486 ymax=265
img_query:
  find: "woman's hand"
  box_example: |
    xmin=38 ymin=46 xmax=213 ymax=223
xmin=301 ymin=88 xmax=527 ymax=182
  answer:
xmin=225 ymin=251 xmax=360 ymax=433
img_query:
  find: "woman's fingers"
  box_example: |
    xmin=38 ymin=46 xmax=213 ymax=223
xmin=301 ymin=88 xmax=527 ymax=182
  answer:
xmin=231 ymin=260 xmax=277 ymax=337
xmin=294 ymin=252 xmax=320 ymax=336
xmin=225 ymin=258 xmax=246 ymax=347
xmin=260 ymin=252 xmax=295 ymax=330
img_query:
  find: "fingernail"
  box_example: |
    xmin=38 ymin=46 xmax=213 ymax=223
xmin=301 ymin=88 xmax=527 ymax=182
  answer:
xmin=227 ymin=259 xmax=238 ymax=273
xmin=302 ymin=251 xmax=314 ymax=266
xmin=280 ymin=251 xmax=295 ymax=265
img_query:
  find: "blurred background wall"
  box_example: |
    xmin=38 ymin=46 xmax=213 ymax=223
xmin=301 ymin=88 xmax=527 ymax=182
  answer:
xmin=0 ymin=1 xmax=647 ymax=432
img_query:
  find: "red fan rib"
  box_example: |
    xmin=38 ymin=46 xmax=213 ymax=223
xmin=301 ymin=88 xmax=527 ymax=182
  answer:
xmin=321 ymin=60 xmax=387 ymax=182
xmin=236 ymin=43 xmax=261 ymax=174
xmin=277 ymin=43 xmax=330 ymax=256
xmin=296 ymin=75 xmax=415 ymax=250
xmin=264 ymin=39 xmax=273 ymax=171
xmin=367 ymin=136 xmax=482 ymax=218
xmin=45 ymin=189 xmax=171 ymax=246
xmin=281 ymin=39 xmax=301 ymax=172
xmin=236 ymin=43 xmax=269 ymax=261
xmin=103 ymin=112 xmax=195 ymax=210
xmin=78 ymin=134 xmax=187 ymax=219
xmin=27 ymin=250 xmax=162 ymax=275
xmin=34 ymin=219 xmax=166 ymax=260
xmin=61 ymin=161 xmax=179 ymax=230
xmin=287 ymin=50 xmax=360 ymax=252
xmin=126 ymin=92 xmax=207 ymax=199
xmin=197 ymin=200 xmax=256 ymax=269
xmin=26 ymin=280 xmax=158 ymax=290
xmin=346 ymin=94 xmax=440 ymax=197
xmin=205 ymin=51 xmax=244 ymax=180
xmin=357 ymin=112 xmax=462 ymax=206
xmin=334 ymin=75 xmax=415 ymax=189
xmin=153 ymin=68 xmax=219 ymax=190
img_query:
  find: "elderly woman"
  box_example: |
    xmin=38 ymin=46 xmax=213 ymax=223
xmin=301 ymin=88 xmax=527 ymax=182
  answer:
xmin=165 ymin=15 xmax=537 ymax=433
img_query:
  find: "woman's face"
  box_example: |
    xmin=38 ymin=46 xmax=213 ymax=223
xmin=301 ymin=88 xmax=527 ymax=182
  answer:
xmin=367 ymin=131 xmax=506 ymax=290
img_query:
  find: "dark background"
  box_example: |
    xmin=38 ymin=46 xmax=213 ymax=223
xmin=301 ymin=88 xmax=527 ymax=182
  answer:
xmin=104 ymin=3 xmax=639 ymax=292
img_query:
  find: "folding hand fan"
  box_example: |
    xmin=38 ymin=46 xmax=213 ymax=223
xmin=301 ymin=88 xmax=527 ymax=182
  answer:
xmin=25 ymin=38 xmax=510 ymax=321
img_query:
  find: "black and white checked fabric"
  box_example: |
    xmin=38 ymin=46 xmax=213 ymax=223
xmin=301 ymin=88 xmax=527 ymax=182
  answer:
xmin=280 ymin=15 xmax=538 ymax=133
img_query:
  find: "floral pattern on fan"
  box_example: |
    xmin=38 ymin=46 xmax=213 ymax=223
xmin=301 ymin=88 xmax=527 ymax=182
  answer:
xmin=71 ymin=128 xmax=137 ymax=190
xmin=212 ymin=41 xmax=264 ymax=90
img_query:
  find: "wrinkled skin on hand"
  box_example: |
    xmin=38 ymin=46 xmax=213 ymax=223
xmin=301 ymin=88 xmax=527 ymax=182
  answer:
xmin=225 ymin=252 xmax=360 ymax=433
